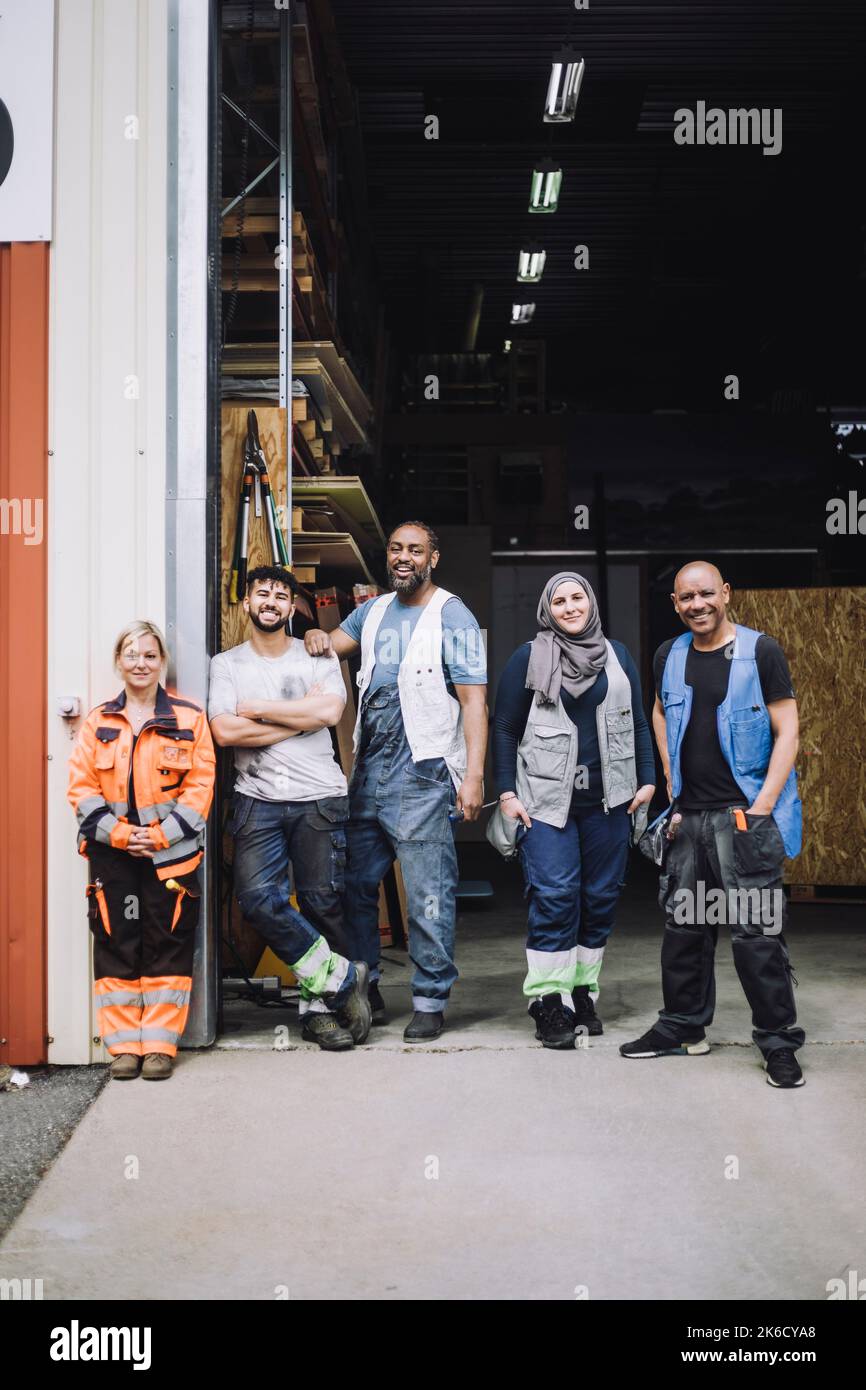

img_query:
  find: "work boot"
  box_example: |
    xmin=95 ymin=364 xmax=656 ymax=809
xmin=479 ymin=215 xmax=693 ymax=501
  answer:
xmin=765 ymin=1048 xmax=805 ymax=1088
xmin=110 ymin=1054 xmax=142 ymax=1080
xmin=301 ymin=1013 xmax=354 ymax=1051
xmin=529 ymin=995 xmax=576 ymax=1049
xmin=141 ymin=1053 xmax=173 ymax=1080
xmin=369 ymin=981 xmax=387 ymax=1026
xmin=571 ymin=985 xmax=603 ymax=1036
xmin=619 ymin=1026 xmax=709 ymax=1059
xmin=334 ymin=962 xmax=372 ymax=1044
xmin=403 ymin=1011 xmax=444 ymax=1042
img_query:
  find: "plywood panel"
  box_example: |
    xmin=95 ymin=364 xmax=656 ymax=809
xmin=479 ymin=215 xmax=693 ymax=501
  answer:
xmin=731 ymin=588 xmax=866 ymax=886
xmin=220 ymin=403 xmax=289 ymax=651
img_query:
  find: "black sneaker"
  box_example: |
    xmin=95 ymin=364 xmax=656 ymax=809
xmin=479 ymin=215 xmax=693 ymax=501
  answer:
xmin=301 ymin=1013 xmax=354 ymax=1051
xmin=334 ymin=962 xmax=372 ymax=1045
xmin=572 ymin=985 xmax=603 ymax=1036
xmin=620 ymin=1026 xmax=710 ymax=1059
xmin=403 ymin=1011 xmax=444 ymax=1042
xmin=529 ymin=995 xmax=577 ymax=1050
xmin=765 ymin=1048 xmax=805 ymax=1088
xmin=369 ymin=981 xmax=387 ymax=1026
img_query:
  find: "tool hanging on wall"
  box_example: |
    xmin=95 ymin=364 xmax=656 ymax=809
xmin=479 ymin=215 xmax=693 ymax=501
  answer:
xmin=228 ymin=409 xmax=291 ymax=603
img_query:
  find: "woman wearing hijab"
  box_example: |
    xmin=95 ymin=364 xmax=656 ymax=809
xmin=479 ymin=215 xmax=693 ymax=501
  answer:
xmin=492 ymin=574 xmax=655 ymax=1048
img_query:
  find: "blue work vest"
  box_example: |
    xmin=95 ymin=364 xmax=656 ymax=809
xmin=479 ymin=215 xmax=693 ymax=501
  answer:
xmin=661 ymin=625 xmax=802 ymax=858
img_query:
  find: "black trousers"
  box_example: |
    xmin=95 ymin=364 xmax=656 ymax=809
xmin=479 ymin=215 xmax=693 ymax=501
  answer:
xmin=86 ymin=843 xmax=201 ymax=1056
xmin=656 ymin=808 xmax=805 ymax=1056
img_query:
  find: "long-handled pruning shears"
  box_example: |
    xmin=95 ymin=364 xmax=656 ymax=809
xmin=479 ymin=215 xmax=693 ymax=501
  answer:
xmin=229 ymin=409 xmax=291 ymax=603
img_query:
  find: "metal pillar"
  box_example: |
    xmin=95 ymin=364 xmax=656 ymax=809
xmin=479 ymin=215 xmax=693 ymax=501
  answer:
xmin=166 ymin=0 xmax=220 ymax=1047
xmin=279 ymin=5 xmax=293 ymax=565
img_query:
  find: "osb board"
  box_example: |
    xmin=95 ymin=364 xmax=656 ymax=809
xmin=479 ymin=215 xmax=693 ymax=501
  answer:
xmin=730 ymin=587 xmax=866 ymax=886
xmin=220 ymin=404 xmax=289 ymax=652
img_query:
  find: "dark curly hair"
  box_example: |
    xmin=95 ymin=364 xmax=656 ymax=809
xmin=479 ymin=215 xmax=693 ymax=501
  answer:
xmin=245 ymin=565 xmax=298 ymax=596
xmin=387 ymin=520 xmax=440 ymax=553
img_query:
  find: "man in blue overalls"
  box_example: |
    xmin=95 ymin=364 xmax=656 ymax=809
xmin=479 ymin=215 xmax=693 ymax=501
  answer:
xmin=621 ymin=562 xmax=806 ymax=1088
xmin=304 ymin=521 xmax=488 ymax=1041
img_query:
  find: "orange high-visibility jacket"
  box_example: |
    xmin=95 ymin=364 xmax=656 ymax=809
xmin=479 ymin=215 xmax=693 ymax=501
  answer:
xmin=68 ymin=685 xmax=216 ymax=881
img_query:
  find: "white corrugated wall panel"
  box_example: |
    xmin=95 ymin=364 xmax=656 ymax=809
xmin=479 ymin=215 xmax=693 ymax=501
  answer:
xmin=47 ymin=0 xmax=168 ymax=1062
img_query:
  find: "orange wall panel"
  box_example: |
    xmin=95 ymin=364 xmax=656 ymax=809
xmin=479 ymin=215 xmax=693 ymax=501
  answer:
xmin=0 ymin=242 xmax=49 ymax=1065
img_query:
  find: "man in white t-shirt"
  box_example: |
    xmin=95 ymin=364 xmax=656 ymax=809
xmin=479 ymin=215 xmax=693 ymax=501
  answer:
xmin=208 ymin=566 xmax=370 ymax=1051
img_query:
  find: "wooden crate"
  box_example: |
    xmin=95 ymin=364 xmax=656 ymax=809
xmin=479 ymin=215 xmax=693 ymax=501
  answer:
xmin=730 ymin=587 xmax=866 ymax=888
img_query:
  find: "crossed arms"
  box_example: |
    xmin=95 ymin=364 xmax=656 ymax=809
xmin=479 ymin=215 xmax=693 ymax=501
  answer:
xmin=210 ymin=684 xmax=344 ymax=748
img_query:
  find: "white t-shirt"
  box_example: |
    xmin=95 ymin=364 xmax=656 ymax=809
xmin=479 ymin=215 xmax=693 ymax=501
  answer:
xmin=208 ymin=639 xmax=347 ymax=802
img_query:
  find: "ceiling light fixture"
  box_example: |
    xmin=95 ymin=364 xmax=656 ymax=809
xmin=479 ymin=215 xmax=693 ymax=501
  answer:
xmin=517 ymin=244 xmax=547 ymax=283
xmin=511 ymin=304 xmax=535 ymax=325
xmin=529 ymin=159 xmax=562 ymax=213
xmin=544 ymin=48 xmax=585 ymax=123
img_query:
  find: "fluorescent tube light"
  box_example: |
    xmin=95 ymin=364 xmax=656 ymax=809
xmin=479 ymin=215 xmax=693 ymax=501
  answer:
xmin=544 ymin=49 xmax=585 ymax=123
xmin=529 ymin=159 xmax=562 ymax=213
xmin=518 ymin=245 xmax=547 ymax=282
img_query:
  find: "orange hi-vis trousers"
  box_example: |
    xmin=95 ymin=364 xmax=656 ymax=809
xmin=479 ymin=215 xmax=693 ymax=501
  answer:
xmin=85 ymin=842 xmax=201 ymax=1058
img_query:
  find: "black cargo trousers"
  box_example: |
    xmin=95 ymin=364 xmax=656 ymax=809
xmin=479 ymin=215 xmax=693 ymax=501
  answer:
xmin=655 ymin=808 xmax=805 ymax=1057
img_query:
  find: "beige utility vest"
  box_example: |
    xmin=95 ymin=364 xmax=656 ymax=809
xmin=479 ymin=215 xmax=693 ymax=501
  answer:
xmin=515 ymin=640 xmax=638 ymax=826
xmin=352 ymin=587 xmax=468 ymax=792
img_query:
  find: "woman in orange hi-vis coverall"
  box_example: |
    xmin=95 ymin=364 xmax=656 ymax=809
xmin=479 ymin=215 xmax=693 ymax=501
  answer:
xmin=67 ymin=621 xmax=215 ymax=1080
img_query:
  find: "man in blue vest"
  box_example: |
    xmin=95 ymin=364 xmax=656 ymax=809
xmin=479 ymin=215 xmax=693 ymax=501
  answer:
xmin=621 ymin=562 xmax=806 ymax=1087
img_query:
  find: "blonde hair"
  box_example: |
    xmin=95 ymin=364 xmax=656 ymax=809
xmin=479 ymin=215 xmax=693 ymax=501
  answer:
xmin=113 ymin=621 xmax=169 ymax=672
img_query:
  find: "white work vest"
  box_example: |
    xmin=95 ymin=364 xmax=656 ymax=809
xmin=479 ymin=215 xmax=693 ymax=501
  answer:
xmin=352 ymin=587 xmax=468 ymax=791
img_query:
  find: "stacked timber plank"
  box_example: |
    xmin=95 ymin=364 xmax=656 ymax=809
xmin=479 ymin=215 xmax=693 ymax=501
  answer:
xmin=290 ymin=475 xmax=384 ymax=588
xmin=293 ymin=211 xmax=333 ymax=338
xmin=224 ymin=338 xmax=373 ymax=479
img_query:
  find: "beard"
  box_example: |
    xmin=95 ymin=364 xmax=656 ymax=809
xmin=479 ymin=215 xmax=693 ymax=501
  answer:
xmin=388 ymin=561 xmax=431 ymax=597
xmin=249 ymin=607 xmax=286 ymax=633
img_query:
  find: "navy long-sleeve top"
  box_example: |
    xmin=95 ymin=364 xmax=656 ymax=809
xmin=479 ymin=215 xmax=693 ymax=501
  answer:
xmin=493 ymin=640 xmax=656 ymax=806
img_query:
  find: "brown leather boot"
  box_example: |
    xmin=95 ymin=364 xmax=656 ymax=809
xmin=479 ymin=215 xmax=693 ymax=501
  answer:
xmin=141 ymin=1053 xmax=173 ymax=1080
xmin=110 ymin=1054 xmax=142 ymax=1080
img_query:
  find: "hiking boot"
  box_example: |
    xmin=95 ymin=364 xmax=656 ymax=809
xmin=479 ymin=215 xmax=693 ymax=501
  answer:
xmin=403 ymin=1011 xmax=444 ymax=1042
xmin=141 ymin=1053 xmax=173 ymax=1080
xmin=765 ymin=1048 xmax=805 ymax=1088
xmin=110 ymin=1053 xmax=142 ymax=1080
xmin=619 ymin=1026 xmax=709 ymax=1059
xmin=369 ymin=981 xmax=387 ymax=1026
xmin=572 ymin=985 xmax=603 ymax=1036
xmin=529 ymin=995 xmax=577 ymax=1049
xmin=301 ymin=1012 xmax=354 ymax=1051
xmin=334 ymin=962 xmax=372 ymax=1044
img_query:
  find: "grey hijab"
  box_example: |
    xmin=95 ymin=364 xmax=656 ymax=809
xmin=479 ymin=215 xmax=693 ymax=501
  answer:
xmin=525 ymin=571 xmax=607 ymax=705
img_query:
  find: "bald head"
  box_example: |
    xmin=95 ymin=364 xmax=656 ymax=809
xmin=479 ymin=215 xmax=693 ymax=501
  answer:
xmin=673 ymin=561 xmax=725 ymax=596
xmin=671 ymin=562 xmax=733 ymax=646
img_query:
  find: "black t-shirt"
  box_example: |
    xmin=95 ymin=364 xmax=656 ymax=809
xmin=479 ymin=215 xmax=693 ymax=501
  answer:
xmin=653 ymin=635 xmax=795 ymax=810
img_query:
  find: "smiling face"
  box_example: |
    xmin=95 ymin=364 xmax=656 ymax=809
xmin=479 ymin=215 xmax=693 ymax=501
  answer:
xmin=550 ymin=580 xmax=592 ymax=635
xmin=244 ymin=577 xmax=295 ymax=633
xmin=672 ymin=564 xmax=731 ymax=640
xmin=386 ymin=526 xmax=438 ymax=597
xmin=118 ymin=633 xmax=164 ymax=697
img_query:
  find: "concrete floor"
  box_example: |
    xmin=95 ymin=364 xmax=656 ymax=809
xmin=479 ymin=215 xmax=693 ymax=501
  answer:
xmin=1 ymin=854 xmax=864 ymax=1300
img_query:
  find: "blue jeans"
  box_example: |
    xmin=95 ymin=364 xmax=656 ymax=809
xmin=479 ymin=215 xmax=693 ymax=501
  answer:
xmin=230 ymin=792 xmax=356 ymax=1015
xmin=517 ymin=801 xmax=630 ymax=1004
xmin=344 ymin=685 xmax=459 ymax=1012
